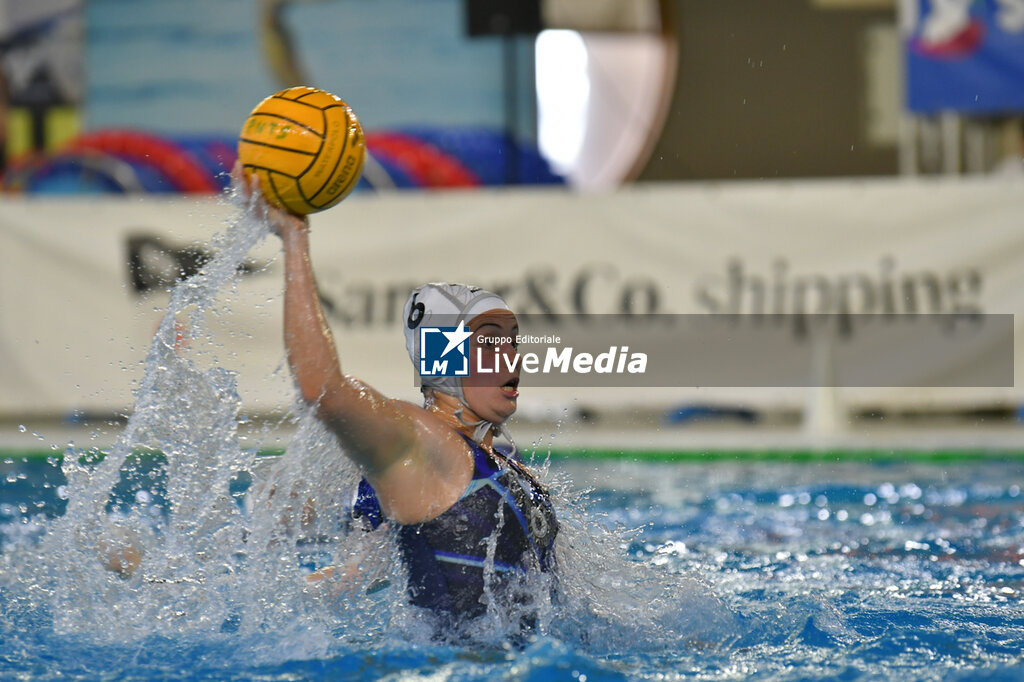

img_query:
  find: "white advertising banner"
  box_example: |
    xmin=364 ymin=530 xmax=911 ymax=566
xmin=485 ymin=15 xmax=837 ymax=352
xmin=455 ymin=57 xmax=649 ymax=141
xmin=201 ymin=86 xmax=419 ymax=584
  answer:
xmin=2 ymin=176 xmax=1022 ymax=419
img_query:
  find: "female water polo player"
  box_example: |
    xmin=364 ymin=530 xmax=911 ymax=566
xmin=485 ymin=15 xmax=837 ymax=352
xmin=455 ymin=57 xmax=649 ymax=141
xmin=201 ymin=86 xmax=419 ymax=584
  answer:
xmin=247 ymin=172 xmax=559 ymax=629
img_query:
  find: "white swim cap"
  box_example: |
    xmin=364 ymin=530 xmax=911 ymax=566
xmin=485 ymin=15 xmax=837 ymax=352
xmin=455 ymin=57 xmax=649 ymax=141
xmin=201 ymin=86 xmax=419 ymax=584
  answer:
xmin=402 ymin=282 xmax=511 ymax=400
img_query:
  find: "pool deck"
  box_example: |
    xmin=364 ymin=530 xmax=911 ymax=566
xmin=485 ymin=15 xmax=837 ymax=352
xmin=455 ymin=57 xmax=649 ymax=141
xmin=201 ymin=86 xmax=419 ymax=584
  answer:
xmin=2 ymin=413 xmax=1022 ymax=459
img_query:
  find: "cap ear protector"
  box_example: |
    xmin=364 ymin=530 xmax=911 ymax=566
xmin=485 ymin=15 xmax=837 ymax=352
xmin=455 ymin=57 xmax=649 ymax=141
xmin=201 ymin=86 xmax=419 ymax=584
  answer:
xmin=402 ymin=283 xmax=511 ymax=402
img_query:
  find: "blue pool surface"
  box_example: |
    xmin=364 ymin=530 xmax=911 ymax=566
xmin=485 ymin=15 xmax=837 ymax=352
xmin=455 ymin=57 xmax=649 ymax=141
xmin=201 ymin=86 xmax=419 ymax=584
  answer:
xmin=3 ymin=451 xmax=1023 ymax=681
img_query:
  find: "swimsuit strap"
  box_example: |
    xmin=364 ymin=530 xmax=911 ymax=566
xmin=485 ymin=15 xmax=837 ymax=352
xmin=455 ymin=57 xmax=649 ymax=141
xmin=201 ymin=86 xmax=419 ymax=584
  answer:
xmin=465 ymin=433 xmax=554 ymax=512
xmin=456 ymin=431 xmax=502 ymax=479
xmin=457 ymin=433 xmax=558 ymax=569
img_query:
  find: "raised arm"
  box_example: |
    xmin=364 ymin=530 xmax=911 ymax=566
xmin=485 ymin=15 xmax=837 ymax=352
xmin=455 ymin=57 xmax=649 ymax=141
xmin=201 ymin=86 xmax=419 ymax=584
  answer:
xmin=275 ymin=213 xmax=418 ymax=476
xmin=236 ymin=167 xmax=474 ymax=523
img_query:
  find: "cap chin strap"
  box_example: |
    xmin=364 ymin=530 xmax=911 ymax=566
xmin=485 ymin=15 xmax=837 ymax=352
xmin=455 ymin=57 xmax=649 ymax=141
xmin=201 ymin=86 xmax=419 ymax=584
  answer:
xmin=425 ymin=389 xmax=517 ymax=454
xmin=454 ymin=404 xmax=499 ymax=443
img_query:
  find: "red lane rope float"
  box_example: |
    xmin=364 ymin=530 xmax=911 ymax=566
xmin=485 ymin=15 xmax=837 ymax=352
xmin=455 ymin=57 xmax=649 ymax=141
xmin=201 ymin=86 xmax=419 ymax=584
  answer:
xmin=364 ymin=132 xmax=479 ymax=188
xmin=67 ymin=129 xmax=220 ymax=193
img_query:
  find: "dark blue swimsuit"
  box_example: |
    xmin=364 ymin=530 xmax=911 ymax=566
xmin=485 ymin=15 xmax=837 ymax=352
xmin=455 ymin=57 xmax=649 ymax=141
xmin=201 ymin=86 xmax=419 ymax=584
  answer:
xmin=352 ymin=434 xmax=558 ymax=619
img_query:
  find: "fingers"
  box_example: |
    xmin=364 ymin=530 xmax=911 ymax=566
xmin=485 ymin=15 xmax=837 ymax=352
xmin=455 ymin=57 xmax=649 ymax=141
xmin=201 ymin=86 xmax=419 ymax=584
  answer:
xmin=232 ymin=162 xmax=273 ymax=207
xmin=231 ymin=160 xmax=249 ymax=193
xmin=232 ymin=161 xmax=261 ymax=204
xmin=232 ymin=161 xmax=310 ymax=236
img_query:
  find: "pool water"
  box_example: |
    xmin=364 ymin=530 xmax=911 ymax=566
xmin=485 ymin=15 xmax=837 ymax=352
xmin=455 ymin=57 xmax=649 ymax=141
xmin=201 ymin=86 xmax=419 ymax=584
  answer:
xmin=2 ymin=451 xmax=1023 ymax=681
xmin=569 ymin=456 xmax=1024 ymax=680
xmin=3 ymin=193 xmax=1022 ymax=680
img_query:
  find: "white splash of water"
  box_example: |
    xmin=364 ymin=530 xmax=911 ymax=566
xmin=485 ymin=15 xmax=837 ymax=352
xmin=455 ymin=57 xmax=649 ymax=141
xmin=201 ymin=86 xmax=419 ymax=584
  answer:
xmin=1 ymin=187 xmax=738 ymax=663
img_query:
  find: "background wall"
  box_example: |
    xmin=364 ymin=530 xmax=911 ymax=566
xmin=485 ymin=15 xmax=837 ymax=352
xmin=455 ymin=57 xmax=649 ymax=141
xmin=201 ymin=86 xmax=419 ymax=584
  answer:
xmin=3 ymin=178 xmax=1021 ymax=423
xmin=1 ymin=0 xmax=1023 ymax=438
xmin=641 ymin=0 xmax=899 ymax=181
xmin=84 ymin=0 xmax=511 ymax=134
